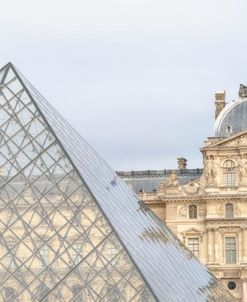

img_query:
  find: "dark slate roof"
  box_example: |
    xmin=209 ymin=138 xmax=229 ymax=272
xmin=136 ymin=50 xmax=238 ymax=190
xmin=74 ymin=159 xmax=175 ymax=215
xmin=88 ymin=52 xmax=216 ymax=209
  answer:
xmin=215 ymin=98 xmax=247 ymax=137
xmin=117 ymin=169 xmax=203 ymax=193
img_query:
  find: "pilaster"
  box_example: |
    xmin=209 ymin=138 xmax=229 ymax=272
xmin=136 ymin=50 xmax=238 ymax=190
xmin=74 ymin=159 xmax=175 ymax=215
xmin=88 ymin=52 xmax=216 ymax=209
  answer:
xmin=242 ymin=279 xmax=247 ymax=302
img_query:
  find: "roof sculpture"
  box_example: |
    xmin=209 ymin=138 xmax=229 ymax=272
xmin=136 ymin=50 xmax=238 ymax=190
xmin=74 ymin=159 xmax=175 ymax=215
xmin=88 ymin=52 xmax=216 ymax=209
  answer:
xmin=0 ymin=63 xmax=234 ymax=301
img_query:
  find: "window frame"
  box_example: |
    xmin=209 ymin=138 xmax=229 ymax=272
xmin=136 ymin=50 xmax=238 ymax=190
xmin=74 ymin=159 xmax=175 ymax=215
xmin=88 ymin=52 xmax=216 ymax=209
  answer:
xmin=225 ymin=236 xmax=237 ymax=264
xmin=225 ymin=203 xmax=234 ymax=219
xmin=189 ymin=204 xmax=197 ymax=219
xmin=223 ymin=160 xmax=236 ymax=187
xmin=187 ymin=237 xmax=199 ymax=257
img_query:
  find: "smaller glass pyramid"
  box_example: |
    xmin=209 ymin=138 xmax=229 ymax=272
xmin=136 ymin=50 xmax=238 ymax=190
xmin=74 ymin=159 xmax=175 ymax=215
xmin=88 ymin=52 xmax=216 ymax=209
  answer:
xmin=0 ymin=63 xmax=233 ymax=301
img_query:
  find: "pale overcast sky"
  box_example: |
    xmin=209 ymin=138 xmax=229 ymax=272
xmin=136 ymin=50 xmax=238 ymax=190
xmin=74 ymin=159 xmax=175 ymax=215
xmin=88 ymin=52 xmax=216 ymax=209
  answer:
xmin=1 ymin=0 xmax=247 ymax=170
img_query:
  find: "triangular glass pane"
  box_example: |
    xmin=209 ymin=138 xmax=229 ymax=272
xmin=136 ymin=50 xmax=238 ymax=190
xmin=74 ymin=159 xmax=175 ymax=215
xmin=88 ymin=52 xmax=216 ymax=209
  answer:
xmin=0 ymin=65 xmax=9 ymax=84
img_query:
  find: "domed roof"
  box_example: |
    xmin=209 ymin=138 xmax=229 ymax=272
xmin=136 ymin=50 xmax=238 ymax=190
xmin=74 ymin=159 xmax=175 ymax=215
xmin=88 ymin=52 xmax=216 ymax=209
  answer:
xmin=214 ymin=98 xmax=247 ymax=137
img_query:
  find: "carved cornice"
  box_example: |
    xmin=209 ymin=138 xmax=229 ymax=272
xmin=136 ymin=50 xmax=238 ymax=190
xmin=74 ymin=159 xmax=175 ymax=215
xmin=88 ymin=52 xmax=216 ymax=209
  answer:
xmin=147 ymin=194 xmax=247 ymax=204
xmin=202 ymin=130 xmax=247 ymax=150
xmin=205 ymin=217 xmax=247 ymax=221
xmin=206 ymin=219 xmax=247 ymax=230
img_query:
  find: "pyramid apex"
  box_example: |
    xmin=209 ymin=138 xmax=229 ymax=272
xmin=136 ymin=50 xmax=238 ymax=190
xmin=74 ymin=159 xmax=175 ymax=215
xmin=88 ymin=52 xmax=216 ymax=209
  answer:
xmin=0 ymin=61 xmax=16 ymax=75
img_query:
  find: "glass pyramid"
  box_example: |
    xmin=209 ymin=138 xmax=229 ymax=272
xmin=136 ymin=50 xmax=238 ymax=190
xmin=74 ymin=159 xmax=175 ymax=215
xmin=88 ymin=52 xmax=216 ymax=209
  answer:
xmin=0 ymin=62 xmax=233 ymax=302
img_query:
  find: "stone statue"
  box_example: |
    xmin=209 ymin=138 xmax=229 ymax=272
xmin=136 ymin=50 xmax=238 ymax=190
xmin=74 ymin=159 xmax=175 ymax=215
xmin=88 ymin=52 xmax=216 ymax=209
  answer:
xmin=238 ymin=84 xmax=247 ymax=98
xmin=166 ymin=172 xmax=179 ymax=186
xmin=183 ymin=181 xmax=200 ymax=195
xmin=240 ymin=158 xmax=247 ymax=178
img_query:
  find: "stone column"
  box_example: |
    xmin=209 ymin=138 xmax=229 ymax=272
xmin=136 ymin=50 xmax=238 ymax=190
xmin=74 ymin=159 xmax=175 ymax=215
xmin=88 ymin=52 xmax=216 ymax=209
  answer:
xmin=239 ymin=228 xmax=243 ymax=264
xmin=207 ymin=228 xmax=211 ymax=263
xmin=242 ymin=279 xmax=247 ymax=302
xmin=219 ymin=229 xmax=223 ymax=264
xmin=242 ymin=227 xmax=247 ymax=263
xmin=214 ymin=228 xmax=219 ymax=263
xmin=212 ymin=228 xmax=215 ymax=263
xmin=207 ymin=227 xmax=214 ymax=264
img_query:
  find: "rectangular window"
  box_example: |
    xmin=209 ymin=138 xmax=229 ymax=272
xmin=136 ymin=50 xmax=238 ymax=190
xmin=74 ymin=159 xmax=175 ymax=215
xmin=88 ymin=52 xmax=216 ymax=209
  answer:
xmin=189 ymin=205 xmax=197 ymax=219
xmin=225 ymin=237 xmax=236 ymax=264
xmin=188 ymin=238 xmax=199 ymax=257
xmin=223 ymin=172 xmax=235 ymax=187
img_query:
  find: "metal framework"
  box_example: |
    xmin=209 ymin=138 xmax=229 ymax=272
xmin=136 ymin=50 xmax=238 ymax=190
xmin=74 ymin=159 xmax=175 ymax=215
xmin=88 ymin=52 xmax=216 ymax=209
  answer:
xmin=0 ymin=63 xmax=233 ymax=301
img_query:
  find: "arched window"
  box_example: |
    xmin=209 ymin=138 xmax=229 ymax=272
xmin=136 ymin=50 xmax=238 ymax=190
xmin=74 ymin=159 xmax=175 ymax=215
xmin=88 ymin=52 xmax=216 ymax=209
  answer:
xmin=225 ymin=203 xmax=234 ymax=218
xmin=223 ymin=160 xmax=236 ymax=187
xmin=189 ymin=205 xmax=197 ymax=219
xmin=72 ymin=285 xmax=82 ymax=302
xmin=5 ymin=287 xmax=16 ymax=302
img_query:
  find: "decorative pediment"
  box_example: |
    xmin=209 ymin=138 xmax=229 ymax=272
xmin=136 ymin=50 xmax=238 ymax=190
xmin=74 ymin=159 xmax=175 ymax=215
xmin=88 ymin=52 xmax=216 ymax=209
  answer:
xmin=181 ymin=228 xmax=204 ymax=242
xmin=208 ymin=130 xmax=247 ymax=148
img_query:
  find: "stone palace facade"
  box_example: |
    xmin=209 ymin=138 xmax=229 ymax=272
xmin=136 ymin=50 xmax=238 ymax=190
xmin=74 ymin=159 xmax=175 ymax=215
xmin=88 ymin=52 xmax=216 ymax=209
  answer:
xmin=119 ymin=87 xmax=247 ymax=301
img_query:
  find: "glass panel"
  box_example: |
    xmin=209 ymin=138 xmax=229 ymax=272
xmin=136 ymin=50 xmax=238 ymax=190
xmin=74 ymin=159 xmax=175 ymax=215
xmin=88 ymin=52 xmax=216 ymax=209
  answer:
xmin=4 ymin=287 xmax=17 ymax=302
xmin=225 ymin=237 xmax=236 ymax=264
xmin=0 ymin=63 xmax=234 ymax=302
xmin=72 ymin=285 xmax=82 ymax=302
xmin=188 ymin=238 xmax=199 ymax=257
xmin=223 ymin=160 xmax=236 ymax=187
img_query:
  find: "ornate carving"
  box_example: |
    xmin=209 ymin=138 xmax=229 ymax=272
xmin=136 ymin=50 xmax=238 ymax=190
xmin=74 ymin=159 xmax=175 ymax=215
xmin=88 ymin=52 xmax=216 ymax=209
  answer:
xmin=166 ymin=172 xmax=179 ymax=186
xmin=224 ymin=271 xmax=240 ymax=278
xmin=204 ymin=155 xmax=218 ymax=185
xmin=224 ymin=139 xmax=238 ymax=147
xmin=181 ymin=228 xmax=204 ymax=242
xmin=239 ymin=135 xmax=247 ymax=145
xmin=222 ymin=134 xmax=247 ymax=147
xmin=158 ymin=172 xmax=180 ymax=195
xmin=183 ymin=181 xmax=200 ymax=195
xmin=216 ymin=204 xmax=223 ymax=215
xmin=178 ymin=205 xmax=187 ymax=218
xmin=198 ymin=205 xmax=206 ymax=217
xmin=235 ymin=203 xmax=241 ymax=216
xmin=239 ymin=155 xmax=247 ymax=184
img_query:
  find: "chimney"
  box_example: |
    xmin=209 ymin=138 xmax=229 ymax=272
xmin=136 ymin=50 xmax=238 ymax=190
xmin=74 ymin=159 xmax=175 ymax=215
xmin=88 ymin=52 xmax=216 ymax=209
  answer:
xmin=214 ymin=91 xmax=226 ymax=120
xmin=177 ymin=158 xmax=187 ymax=170
xmin=238 ymin=84 xmax=247 ymax=99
